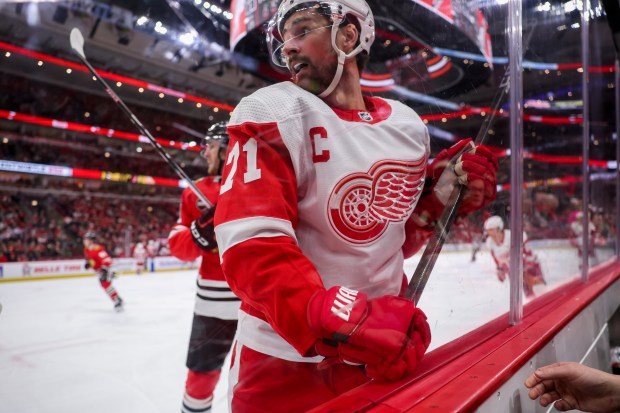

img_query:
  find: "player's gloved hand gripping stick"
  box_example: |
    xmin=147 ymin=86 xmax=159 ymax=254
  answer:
xmin=307 ymin=286 xmax=431 ymax=381
xmin=404 ymin=73 xmax=508 ymax=305
xmin=405 ymin=24 xmax=538 ymax=304
xmin=69 ymin=28 xmax=212 ymax=209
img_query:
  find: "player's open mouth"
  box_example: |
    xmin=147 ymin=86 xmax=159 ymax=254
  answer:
xmin=293 ymin=62 xmax=308 ymax=74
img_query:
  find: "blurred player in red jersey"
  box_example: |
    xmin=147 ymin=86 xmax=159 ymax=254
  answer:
xmin=213 ymin=0 xmax=498 ymax=411
xmin=83 ymin=232 xmax=123 ymax=312
xmin=168 ymin=122 xmax=240 ymax=413
xmin=484 ymin=215 xmax=546 ymax=297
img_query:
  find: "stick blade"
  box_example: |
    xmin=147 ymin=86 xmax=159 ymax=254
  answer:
xmin=69 ymin=28 xmax=85 ymax=58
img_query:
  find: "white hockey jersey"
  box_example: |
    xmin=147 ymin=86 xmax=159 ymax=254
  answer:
xmin=486 ymin=230 xmax=539 ymax=268
xmin=215 ymin=81 xmax=429 ymax=361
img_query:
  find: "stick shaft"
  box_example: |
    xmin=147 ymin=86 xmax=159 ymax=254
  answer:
xmin=74 ymin=53 xmax=212 ymax=208
xmin=404 ymin=68 xmax=510 ymax=305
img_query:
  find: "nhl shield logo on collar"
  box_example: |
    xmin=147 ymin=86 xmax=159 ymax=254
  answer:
xmin=358 ymin=111 xmax=373 ymax=122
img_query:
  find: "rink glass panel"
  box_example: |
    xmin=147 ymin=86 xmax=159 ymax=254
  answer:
xmin=586 ymin=0 xmax=618 ymax=271
xmin=405 ymin=3 xmax=512 ymax=350
xmin=409 ymin=0 xmax=618 ymax=350
xmin=517 ymin=1 xmax=586 ymax=296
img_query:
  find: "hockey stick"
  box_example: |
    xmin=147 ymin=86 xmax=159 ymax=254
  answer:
xmin=404 ymin=58 xmax=517 ymax=305
xmin=172 ymin=122 xmax=205 ymax=139
xmin=403 ymin=82 xmax=506 ymax=304
xmin=69 ymin=28 xmax=212 ymax=208
xmin=405 ymin=20 xmax=538 ymax=304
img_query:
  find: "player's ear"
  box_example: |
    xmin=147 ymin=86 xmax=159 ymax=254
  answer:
xmin=340 ymin=23 xmax=358 ymax=52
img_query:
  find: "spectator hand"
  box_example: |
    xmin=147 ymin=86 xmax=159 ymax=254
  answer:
xmin=190 ymin=206 xmax=217 ymax=252
xmin=307 ymin=286 xmax=431 ymax=381
xmin=411 ymin=139 xmax=498 ymax=229
xmin=525 ymin=361 xmax=620 ymax=412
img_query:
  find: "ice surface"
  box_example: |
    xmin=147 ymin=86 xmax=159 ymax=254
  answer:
xmin=0 ymin=245 xmax=604 ymax=413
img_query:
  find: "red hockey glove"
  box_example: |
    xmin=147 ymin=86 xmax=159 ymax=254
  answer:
xmin=190 ymin=206 xmax=217 ymax=252
xmin=410 ymin=139 xmax=498 ymax=229
xmin=307 ymin=286 xmax=431 ymax=381
xmin=497 ymin=263 xmax=509 ymax=282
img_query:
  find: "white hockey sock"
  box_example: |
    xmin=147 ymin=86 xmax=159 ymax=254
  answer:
xmin=181 ymin=392 xmax=213 ymax=413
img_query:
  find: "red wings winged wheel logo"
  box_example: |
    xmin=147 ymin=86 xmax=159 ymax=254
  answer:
xmin=328 ymin=158 xmax=426 ymax=244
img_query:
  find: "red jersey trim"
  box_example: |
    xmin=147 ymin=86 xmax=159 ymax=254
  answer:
xmin=330 ymin=96 xmax=392 ymax=124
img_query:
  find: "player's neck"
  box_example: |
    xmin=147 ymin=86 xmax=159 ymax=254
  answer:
xmin=321 ymin=68 xmax=365 ymax=110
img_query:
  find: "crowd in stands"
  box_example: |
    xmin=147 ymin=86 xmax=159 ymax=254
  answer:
xmin=2 ymin=183 xmax=615 ymax=264
xmin=0 ymin=172 xmax=184 ymax=200
xmin=0 ymin=192 xmax=178 ymax=263
xmin=0 ymin=69 xmax=213 ymax=263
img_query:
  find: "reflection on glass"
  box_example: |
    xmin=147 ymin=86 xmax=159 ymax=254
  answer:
xmin=403 ymin=1 xmax=511 ymax=349
xmin=587 ymin=0 xmax=618 ymax=270
xmin=519 ymin=2 xmax=585 ymax=293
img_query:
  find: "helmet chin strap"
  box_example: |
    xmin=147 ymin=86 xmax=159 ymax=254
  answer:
xmin=318 ymin=21 xmax=350 ymax=99
xmin=318 ymin=49 xmax=346 ymax=98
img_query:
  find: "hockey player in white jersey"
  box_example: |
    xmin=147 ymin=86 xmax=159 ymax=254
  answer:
xmin=132 ymin=235 xmax=147 ymax=275
xmin=214 ymin=0 xmax=498 ymax=411
xmin=484 ymin=215 xmax=546 ymax=297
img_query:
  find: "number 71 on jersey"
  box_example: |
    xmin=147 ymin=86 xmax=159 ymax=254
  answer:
xmin=220 ymin=138 xmax=262 ymax=194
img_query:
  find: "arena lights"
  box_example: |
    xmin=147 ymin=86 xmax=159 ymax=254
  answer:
xmin=418 ymin=106 xmax=583 ymax=125
xmin=0 ymin=110 xmax=201 ymax=153
xmin=195 ymin=1 xmax=233 ymax=20
xmin=431 ymin=46 xmax=614 ymax=73
xmin=154 ymin=21 xmax=168 ymax=35
xmin=136 ymin=16 xmax=149 ymax=26
xmin=0 ymin=40 xmax=234 ymax=112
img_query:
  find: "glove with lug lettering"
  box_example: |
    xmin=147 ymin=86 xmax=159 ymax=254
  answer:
xmin=307 ymin=286 xmax=431 ymax=381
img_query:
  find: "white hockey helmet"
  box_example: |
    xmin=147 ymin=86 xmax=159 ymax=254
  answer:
xmin=267 ymin=0 xmax=375 ymax=97
xmin=484 ymin=216 xmax=504 ymax=231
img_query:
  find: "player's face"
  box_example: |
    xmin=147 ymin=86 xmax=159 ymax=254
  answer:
xmin=486 ymin=227 xmax=501 ymax=239
xmin=280 ymin=10 xmax=337 ymax=94
xmin=83 ymin=239 xmax=92 ymax=248
xmin=205 ymin=141 xmax=221 ymax=175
